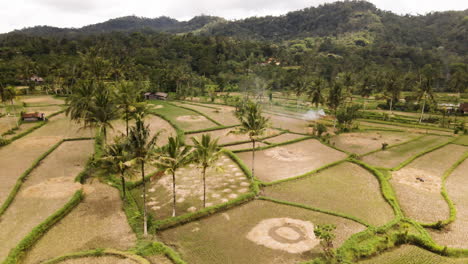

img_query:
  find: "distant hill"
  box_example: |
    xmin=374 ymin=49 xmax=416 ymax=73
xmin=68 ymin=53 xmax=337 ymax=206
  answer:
xmin=5 ymin=1 xmax=468 ymax=54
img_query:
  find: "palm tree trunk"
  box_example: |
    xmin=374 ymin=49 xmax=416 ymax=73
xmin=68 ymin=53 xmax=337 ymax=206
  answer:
xmin=121 ymin=171 xmax=126 ymax=200
xmin=172 ymin=171 xmax=176 ymax=217
xmin=251 ymin=140 xmax=256 ymax=179
xmin=419 ymin=96 xmax=426 ymax=124
xmin=389 ymin=98 xmax=393 ymax=114
xmin=202 ymin=166 xmax=207 ymax=208
xmin=125 ymin=108 xmax=129 ymax=136
xmin=141 ymin=161 xmax=147 ymax=236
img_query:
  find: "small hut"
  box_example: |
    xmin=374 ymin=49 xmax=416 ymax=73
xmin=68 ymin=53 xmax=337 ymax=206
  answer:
xmin=21 ymin=112 xmax=45 ymax=121
xmin=144 ymin=92 xmax=168 ymax=100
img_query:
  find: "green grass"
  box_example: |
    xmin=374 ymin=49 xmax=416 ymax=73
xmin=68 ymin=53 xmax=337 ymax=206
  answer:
xmin=453 ymin=135 xmax=468 ymax=146
xmin=359 ymin=245 xmax=468 ymax=264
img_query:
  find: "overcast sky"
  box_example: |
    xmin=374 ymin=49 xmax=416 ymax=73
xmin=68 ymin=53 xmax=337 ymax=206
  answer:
xmin=1 ymin=0 xmax=466 ymax=33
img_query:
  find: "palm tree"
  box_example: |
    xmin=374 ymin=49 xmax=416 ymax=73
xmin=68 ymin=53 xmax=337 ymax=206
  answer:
xmin=101 ymin=136 xmax=132 ymax=199
xmin=307 ymin=77 xmax=325 ymax=108
xmin=86 ymin=84 xmax=119 ymax=142
xmin=327 ymin=82 xmax=343 ymax=128
xmin=66 ymin=80 xmax=95 ymax=122
xmin=417 ymin=65 xmax=437 ymax=123
xmin=384 ymin=72 xmax=401 ymax=114
xmin=154 ymin=136 xmax=192 ymax=217
xmin=114 ymin=81 xmax=144 ymax=136
xmin=234 ymin=103 xmax=269 ymax=179
xmin=128 ymin=115 xmax=159 ymax=236
xmin=191 ymin=134 xmax=221 ymax=208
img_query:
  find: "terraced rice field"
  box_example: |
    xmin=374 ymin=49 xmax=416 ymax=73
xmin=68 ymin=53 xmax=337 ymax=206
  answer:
xmin=0 ymin=140 xmax=93 ymax=260
xmin=264 ymin=162 xmax=394 ymax=226
xmin=428 ymin=158 xmax=468 ymax=248
xmin=0 ymin=114 xmax=94 ymax=206
xmin=174 ymin=102 xmax=240 ymax=126
xmin=131 ymin=155 xmax=250 ymax=219
xmin=359 ymin=245 xmax=468 ymax=264
xmin=160 ymin=200 xmax=365 ymax=264
xmin=236 ymin=139 xmax=347 ymax=182
xmin=390 ymin=144 xmax=467 ymax=223
xmin=362 ymin=135 xmax=451 ymax=168
xmin=23 ymin=182 xmax=136 ymax=264
xmin=330 ymin=131 xmax=418 ymax=154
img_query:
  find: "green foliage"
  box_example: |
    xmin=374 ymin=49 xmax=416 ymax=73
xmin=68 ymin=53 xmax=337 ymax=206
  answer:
xmin=314 ymin=224 xmax=338 ymax=261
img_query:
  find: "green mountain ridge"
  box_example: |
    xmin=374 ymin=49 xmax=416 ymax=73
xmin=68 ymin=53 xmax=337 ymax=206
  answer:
xmin=4 ymin=0 xmax=467 ymax=56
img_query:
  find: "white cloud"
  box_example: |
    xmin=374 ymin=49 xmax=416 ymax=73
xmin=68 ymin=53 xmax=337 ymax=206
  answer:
xmin=0 ymin=0 xmax=466 ymax=33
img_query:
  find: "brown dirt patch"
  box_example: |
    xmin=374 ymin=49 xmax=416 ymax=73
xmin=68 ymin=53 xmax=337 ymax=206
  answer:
xmin=265 ymin=113 xmax=309 ymax=134
xmin=263 ymin=133 xmax=306 ymax=144
xmin=188 ymin=127 xmax=280 ymax=146
xmin=237 ymin=139 xmax=347 ymax=182
xmin=20 ymin=95 xmax=65 ymax=105
xmin=176 ymin=115 xmax=207 ymax=122
xmin=330 ymin=131 xmax=417 ymax=154
xmin=23 ymin=181 xmax=137 ymax=264
xmin=0 ymin=140 xmax=93 ymax=261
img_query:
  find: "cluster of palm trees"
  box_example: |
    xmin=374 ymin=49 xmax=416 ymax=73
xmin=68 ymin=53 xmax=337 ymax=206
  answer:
xmin=101 ymin=113 xmax=223 ymax=236
xmin=67 ymin=79 xmax=270 ymax=236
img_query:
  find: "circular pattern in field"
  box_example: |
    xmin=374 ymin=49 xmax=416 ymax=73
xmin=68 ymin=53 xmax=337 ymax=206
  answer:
xmin=246 ymin=218 xmax=319 ymax=253
xmin=176 ymin=115 xmax=207 ymax=122
xmin=265 ymin=147 xmax=309 ymax=162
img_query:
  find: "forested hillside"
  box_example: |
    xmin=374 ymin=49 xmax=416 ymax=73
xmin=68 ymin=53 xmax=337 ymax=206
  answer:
xmin=0 ymin=1 xmax=466 ymax=102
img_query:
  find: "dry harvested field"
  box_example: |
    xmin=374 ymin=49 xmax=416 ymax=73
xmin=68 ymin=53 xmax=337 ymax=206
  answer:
xmin=131 ymin=154 xmax=250 ymax=220
xmin=20 ymin=95 xmax=65 ymax=106
xmin=236 ymin=139 xmax=347 ymax=182
xmin=223 ymin=141 xmax=268 ymax=151
xmin=362 ymin=135 xmax=451 ymax=168
xmin=330 ymin=131 xmax=418 ymax=154
xmin=390 ymin=144 xmax=467 ymax=223
xmin=429 ymin=158 xmax=468 ymax=248
xmin=188 ymin=127 xmax=280 ymax=146
xmin=0 ymin=140 xmax=93 ymax=260
xmin=359 ymin=245 xmax=468 ymax=264
xmin=0 ymin=115 xmax=93 ymax=206
xmin=160 ymin=200 xmax=365 ymax=264
xmin=359 ymin=121 xmax=453 ymax=136
xmin=150 ymin=101 xmax=218 ymax=131
xmin=264 ymin=113 xmax=310 ymax=134
xmin=174 ymin=102 xmax=240 ymax=126
xmin=262 ymin=133 xmax=307 ymax=144
xmin=263 ymin=162 xmax=394 ymax=226
xmin=58 ymin=256 xmax=137 ymax=264
xmin=109 ymin=114 xmax=175 ymax=145
xmin=23 ymin=182 xmax=136 ymax=264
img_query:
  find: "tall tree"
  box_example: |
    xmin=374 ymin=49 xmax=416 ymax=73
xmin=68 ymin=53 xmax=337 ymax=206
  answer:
xmin=191 ymin=134 xmax=221 ymax=208
xmin=155 ymin=136 xmax=193 ymax=217
xmin=307 ymin=77 xmax=325 ymax=108
xmin=384 ymin=72 xmax=401 ymax=114
xmin=128 ymin=115 xmax=159 ymax=236
xmin=114 ymin=81 xmax=144 ymax=136
xmin=234 ymin=103 xmax=269 ymax=179
xmin=101 ymin=136 xmax=132 ymax=199
xmin=327 ymin=82 xmax=343 ymax=128
xmin=417 ymin=64 xmax=437 ymax=123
